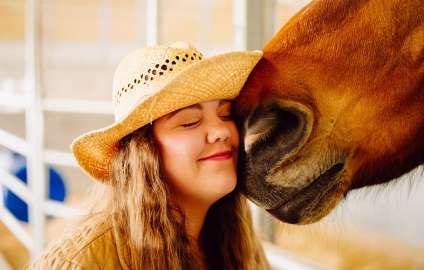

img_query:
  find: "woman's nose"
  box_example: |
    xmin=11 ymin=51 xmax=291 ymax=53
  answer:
xmin=206 ymin=118 xmax=231 ymax=144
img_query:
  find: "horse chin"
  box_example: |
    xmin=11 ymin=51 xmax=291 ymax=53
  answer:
xmin=252 ymin=163 xmax=346 ymax=224
xmin=267 ymin=179 xmax=344 ymax=224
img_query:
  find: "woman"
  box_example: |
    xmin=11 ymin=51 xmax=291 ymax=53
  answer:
xmin=29 ymin=42 xmax=269 ymax=269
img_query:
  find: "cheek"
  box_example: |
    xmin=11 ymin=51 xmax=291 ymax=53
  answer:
xmin=158 ymin=133 xmax=202 ymax=171
xmin=230 ymin=123 xmax=240 ymax=148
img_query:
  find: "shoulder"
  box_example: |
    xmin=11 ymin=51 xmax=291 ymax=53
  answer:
xmin=28 ymin=212 xmax=128 ymax=270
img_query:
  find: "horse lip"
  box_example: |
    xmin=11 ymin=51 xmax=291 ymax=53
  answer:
xmin=266 ymin=162 xmax=345 ymax=212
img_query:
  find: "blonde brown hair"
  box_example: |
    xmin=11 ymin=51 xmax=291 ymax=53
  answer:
xmin=87 ymin=125 xmax=269 ymax=269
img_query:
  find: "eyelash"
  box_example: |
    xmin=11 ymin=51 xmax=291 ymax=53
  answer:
xmin=221 ymin=115 xmax=233 ymax=120
xmin=181 ymin=115 xmax=232 ymax=128
xmin=181 ymin=121 xmax=200 ymax=128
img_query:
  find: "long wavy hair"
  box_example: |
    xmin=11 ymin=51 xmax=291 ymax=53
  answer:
xmin=87 ymin=124 xmax=270 ymax=270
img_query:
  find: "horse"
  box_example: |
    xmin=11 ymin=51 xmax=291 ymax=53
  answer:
xmin=234 ymin=0 xmax=424 ymax=224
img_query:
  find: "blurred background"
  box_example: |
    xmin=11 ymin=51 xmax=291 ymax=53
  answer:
xmin=0 ymin=0 xmax=423 ymax=269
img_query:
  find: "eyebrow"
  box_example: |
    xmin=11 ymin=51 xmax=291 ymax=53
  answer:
xmin=165 ymin=99 xmax=232 ymax=120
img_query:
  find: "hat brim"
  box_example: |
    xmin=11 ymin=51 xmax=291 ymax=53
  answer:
xmin=70 ymin=50 xmax=262 ymax=181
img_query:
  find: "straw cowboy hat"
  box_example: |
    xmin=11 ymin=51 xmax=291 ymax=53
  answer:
xmin=70 ymin=41 xmax=262 ymax=182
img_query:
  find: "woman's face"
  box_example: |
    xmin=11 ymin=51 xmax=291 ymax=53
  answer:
xmin=152 ymin=99 xmax=239 ymax=207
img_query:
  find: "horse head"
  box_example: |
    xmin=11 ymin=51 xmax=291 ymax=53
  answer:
xmin=234 ymin=0 xmax=424 ymax=224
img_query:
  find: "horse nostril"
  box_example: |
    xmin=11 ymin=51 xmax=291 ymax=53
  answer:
xmin=244 ymin=105 xmax=278 ymax=151
xmin=276 ymin=108 xmax=306 ymax=151
xmin=243 ymin=102 xmax=313 ymax=156
xmin=244 ymin=133 xmax=263 ymax=152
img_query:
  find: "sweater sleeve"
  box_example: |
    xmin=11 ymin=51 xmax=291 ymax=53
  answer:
xmin=24 ymin=213 xmax=123 ymax=270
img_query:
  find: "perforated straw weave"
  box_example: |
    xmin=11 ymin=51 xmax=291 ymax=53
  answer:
xmin=70 ymin=41 xmax=262 ymax=182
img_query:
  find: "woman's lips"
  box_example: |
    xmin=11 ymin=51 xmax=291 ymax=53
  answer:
xmin=199 ymin=151 xmax=232 ymax=161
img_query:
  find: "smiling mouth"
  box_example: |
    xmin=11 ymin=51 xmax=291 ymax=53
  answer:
xmin=199 ymin=151 xmax=233 ymax=161
xmin=267 ymin=163 xmax=345 ymax=217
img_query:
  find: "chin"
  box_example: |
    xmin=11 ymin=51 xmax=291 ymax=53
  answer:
xmin=211 ymin=174 xmax=237 ymax=200
xmin=220 ymin=174 xmax=237 ymax=193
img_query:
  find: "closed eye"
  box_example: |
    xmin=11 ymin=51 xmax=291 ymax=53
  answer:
xmin=181 ymin=121 xmax=200 ymax=128
xmin=220 ymin=114 xmax=233 ymax=120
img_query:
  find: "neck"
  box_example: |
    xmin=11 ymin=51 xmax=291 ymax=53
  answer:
xmin=181 ymin=199 xmax=209 ymax=241
xmin=186 ymin=208 xmax=208 ymax=270
xmin=173 ymin=197 xmax=210 ymax=269
xmin=169 ymin=189 xmax=213 ymax=241
xmin=170 ymin=190 xmax=218 ymax=266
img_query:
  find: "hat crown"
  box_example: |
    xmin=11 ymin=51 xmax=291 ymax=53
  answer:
xmin=112 ymin=42 xmax=204 ymax=121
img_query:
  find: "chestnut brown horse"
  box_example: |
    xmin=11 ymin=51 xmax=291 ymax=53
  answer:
xmin=234 ymin=0 xmax=423 ymax=224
